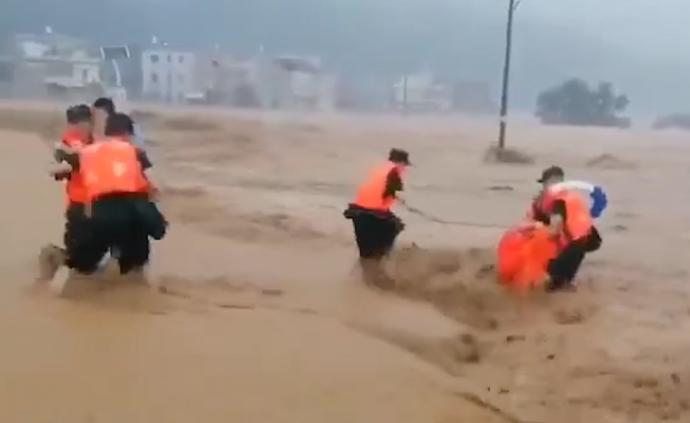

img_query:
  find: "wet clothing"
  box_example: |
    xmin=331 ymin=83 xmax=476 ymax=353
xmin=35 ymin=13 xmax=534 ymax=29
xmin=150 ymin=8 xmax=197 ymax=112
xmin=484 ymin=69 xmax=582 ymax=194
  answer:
xmin=345 ymin=205 xmax=404 ymax=259
xmin=383 ymin=168 xmax=403 ymax=199
xmin=547 ymin=227 xmax=602 ymax=290
xmin=532 ymin=188 xmax=593 ymax=243
xmin=62 ymin=202 xmax=92 ymax=271
xmin=530 ymin=196 xmax=562 ymax=226
xmin=353 ymin=162 xmax=404 ymax=212
xmin=60 ymin=146 xmax=152 ymax=176
xmin=54 ymin=129 xmax=94 ymax=271
xmin=532 ymin=188 xmax=601 ymax=290
xmin=55 ymin=128 xmax=91 ymax=204
xmin=346 ymin=162 xmax=406 ymax=260
xmin=69 ymin=193 xmax=166 ymax=274
xmin=65 ymin=139 xmax=165 ymax=274
xmin=78 ymin=139 xmax=150 ymax=202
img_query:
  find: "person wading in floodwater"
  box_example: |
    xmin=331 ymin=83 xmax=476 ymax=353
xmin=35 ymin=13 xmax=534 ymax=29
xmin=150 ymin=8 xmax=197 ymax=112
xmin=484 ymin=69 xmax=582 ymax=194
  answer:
xmin=344 ymin=148 xmax=410 ymax=289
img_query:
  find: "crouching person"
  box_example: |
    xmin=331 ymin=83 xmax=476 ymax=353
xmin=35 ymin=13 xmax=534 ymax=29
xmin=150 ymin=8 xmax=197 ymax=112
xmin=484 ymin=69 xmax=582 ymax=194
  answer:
xmin=533 ymin=167 xmax=603 ymax=292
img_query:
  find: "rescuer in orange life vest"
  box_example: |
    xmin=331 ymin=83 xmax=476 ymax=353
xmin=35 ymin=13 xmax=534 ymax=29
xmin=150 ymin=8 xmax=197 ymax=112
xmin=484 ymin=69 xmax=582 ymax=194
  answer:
xmin=48 ymin=113 xmax=166 ymax=284
xmin=344 ymin=148 xmax=410 ymax=288
xmin=530 ymin=166 xmax=602 ymax=292
xmin=39 ymin=105 xmax=95 ymax=281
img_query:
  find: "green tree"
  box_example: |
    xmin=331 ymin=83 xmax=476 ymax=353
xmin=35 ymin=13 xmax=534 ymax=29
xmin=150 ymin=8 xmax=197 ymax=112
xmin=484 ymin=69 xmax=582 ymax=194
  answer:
xmin=536 ymin=78 xmax=630 ymax=128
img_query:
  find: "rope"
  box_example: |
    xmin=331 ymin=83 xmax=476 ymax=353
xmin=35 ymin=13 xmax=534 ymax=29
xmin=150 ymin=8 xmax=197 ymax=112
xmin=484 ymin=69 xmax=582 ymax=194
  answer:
xmin=401 ymin=203 xmax=505 ymax=229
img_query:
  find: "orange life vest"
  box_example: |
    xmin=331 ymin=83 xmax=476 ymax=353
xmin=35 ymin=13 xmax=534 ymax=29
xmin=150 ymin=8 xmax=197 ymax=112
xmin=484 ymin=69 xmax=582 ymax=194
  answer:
xmin=79 ymin=138 xmax=149 ymax=202
xmin=353 ymin=161 xmax=403 ymax=212
xmin=61 ymin=127 xmax=89 ymax=205
xmin=527 ymin=188 xmax=592 ymax=245
xmin=554 ymin=189 xmax=593 ymax=243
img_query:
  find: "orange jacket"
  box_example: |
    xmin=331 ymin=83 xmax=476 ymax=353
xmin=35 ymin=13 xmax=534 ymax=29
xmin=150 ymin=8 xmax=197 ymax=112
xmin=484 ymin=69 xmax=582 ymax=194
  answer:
xmin=531 ymin=188 xmax=592 ymax=245
xmin=353 ymin=161 xmax=403 ymax=212
xmin=79 ymin=138 xmax=149 ymax=202
xmin=555 ymin=189 xmax=593 ymax=243
xmin=60 ymin=127 xmax=89 ymax=205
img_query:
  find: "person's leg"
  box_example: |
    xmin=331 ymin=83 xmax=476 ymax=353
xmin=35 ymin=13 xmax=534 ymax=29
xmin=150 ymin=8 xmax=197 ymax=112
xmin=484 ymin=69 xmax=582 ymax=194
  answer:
xmin=64 ymin=203 xmax=87 ymax=269
xmin=584 ymin=226 xmax=602 ymax=253
xmin=60 ymin=202 xmax=113 ymax=273
xmin=547 ymin=241 xmax=586 ymax=291
xmin=353 ymin=214 xmax=395 ymax=289
xmin=37 ymin=244 xmax=66 ymax=281
xmin=352 ymin=214 xmax=377 ymax=258
xmin=69 ymin=207 xmax=110 ymax=274
xmin=380 ymin=216 xmax=403 ymax=257
xmin=39 ymin=203 xmax=89 ymax=281
xmin=114 ymin=198 xmax=151 ymax=275
xmin=117 ymin=231 xmax=150 ymax=275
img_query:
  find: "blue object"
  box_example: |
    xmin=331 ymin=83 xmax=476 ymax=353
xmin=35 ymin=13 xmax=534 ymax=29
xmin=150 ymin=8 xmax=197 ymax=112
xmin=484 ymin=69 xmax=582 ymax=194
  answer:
xmin=589 ymin=186 xmax=607 ymax=218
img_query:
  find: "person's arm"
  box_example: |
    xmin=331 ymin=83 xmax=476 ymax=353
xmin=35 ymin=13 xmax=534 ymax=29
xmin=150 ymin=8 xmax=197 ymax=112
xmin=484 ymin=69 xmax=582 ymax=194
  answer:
xmin=383 ymin=168 xmax=403 ymax=199
xmin=50 ymin=162 xmax=73 ymax=178
xmin=548 ymin=200 xmax=567 ymax=236
xmin=137 ymin=149 xmax=159 ymax=198
xmin=53 ymin=141 xmax=75 ymax=162
xmin=137 ymin=149 xmax=153 ymax=170
xmin=52 ymin=140 xmax=73 ymax=179
xmin=50 ymin=150 xmax=80 ymax=179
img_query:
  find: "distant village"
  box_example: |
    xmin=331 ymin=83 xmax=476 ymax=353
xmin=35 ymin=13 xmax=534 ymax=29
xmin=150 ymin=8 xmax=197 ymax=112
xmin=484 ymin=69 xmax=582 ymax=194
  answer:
xmin=0 ymin=29 xmax=496 ymax=114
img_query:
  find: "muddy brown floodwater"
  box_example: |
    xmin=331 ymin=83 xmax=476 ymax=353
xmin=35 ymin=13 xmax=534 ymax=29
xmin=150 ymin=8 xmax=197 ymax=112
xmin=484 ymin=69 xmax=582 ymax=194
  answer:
xmin=1 ymin=102 xmax=689 ymax=422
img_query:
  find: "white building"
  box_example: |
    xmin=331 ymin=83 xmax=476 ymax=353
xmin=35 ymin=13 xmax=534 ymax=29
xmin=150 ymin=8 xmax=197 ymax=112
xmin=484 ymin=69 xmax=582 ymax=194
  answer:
xmin=0 ymin=32 xmax=103 ymax=99
xmin=260 ymin=55 xmax=337 ymax=111
xmin=393 ymin=73 xmax=452 ymax=112
xmin=141 ymin=49 xmax=196 ymax=103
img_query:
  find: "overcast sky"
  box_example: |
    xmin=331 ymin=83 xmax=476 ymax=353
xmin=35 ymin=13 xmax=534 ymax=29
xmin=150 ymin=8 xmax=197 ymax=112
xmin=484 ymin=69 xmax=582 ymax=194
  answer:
xmin=519 ymin=0 xmax=689 ymax=60
xmin=2 ymin=0 xmax=689 ymax=116
xmin=505 ymin=0 xmax=690 ymax=115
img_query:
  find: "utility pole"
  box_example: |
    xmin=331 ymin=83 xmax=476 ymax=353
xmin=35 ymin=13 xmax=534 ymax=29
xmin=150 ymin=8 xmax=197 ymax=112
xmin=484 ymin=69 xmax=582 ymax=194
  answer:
xmin=498 ymin=0 xmax=521 ymax=149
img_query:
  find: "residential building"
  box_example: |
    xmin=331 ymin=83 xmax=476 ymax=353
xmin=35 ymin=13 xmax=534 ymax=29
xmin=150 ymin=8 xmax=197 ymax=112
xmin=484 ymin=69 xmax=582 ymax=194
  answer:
xmin=185 ymin=52 xmax=337 ymax=110
xmin=196 ymin=54 xmax=258 ymax=106
xmin=393 ymin=73 xmax=452 ymax=112
xmin=141 ymin=49 xmax=196 ymax=103
xmin=258 ymin=55 xmax=336 ymax=111
xmin=0 ymin=32 xmax=103 ymax=100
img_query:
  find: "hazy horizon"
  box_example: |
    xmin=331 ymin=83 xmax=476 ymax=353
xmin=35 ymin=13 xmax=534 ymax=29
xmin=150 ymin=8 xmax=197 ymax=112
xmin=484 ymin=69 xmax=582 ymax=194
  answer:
xmin=2 ymin=0 xmax=689 ymax=117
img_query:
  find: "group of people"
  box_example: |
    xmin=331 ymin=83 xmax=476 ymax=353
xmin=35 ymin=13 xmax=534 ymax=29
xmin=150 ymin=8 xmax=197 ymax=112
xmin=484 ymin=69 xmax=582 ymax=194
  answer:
xmin=39 ymin=98 xmax=167 ymax=289
xmin=344 ymin=149 xmax=606 ymax=292
xmin=39 ymin=98 xmax=602 ymax=294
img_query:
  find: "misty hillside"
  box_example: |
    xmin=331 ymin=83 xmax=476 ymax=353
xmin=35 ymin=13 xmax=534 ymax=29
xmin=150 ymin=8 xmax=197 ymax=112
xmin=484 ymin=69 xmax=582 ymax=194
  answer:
xmin=2 ymin=0 xmax=689 ymax=115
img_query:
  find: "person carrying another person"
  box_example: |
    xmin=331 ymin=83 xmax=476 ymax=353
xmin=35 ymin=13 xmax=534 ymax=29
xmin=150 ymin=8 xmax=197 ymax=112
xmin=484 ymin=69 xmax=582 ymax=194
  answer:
xmin=48 ymin=113 xmax=166 ymax=285
xmin=39 ymin=105 xmax=95 ymax=281
xmin=92 ymin=97 xmax=152 ymax=261
xmin=530 ymin=166 xmax=605 ymax=292
xmin=344 ymin=148 xmax=410 ymax=289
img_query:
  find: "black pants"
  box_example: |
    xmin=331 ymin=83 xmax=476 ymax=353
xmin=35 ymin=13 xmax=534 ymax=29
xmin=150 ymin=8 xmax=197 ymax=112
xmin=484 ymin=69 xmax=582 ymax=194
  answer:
xmin=64 ymin=202 xmax=97 ymax=272
xmin=548 ymin=227 xmax=602 ymax=289
xmin=72 ymin=193 xmax=166 ymax=275
xmin=345 ymin=206 xmax=403 ymax=260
